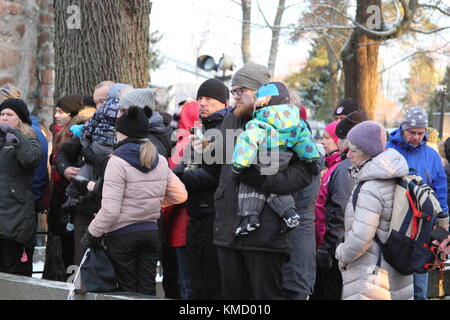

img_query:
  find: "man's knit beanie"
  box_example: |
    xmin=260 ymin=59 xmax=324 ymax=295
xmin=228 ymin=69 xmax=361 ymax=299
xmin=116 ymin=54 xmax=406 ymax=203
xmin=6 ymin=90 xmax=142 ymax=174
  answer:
xmin=197 ymin=78 xmax=229 ymax=105
xmin=116 ymin=106 xmax=152 ymax=139
xmin=401 ymin=106 xmax=428 ymax=131
xmin=0 ymin=98 xmax=31 ymax=125
xmin=231 ymin=62 xmax=271 ymax=91
xmin=119 ymin=88 xmax=156 ymax=111
xmin=335 ymin=110 xmax=369 ymax=139
xmin=347 ymin=120 xmax=386 ymax=157
xmin=334 ymin=98 xmax=360 ymax=117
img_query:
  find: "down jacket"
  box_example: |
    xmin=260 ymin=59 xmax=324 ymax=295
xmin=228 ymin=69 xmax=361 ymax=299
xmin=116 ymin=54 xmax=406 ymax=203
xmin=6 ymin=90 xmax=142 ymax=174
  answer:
xmin=335 ymin=148 xmax=414 ymax=300
xmin=88 ymin=142 xmax=188 ymax=237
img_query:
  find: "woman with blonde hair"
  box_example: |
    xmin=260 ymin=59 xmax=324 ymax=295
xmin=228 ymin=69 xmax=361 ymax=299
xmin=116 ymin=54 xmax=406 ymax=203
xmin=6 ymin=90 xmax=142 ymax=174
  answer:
xmin=0 ymin=98 xmax=42 ymax=276
xmin=82 ymin=106 xmax=188 ymax=295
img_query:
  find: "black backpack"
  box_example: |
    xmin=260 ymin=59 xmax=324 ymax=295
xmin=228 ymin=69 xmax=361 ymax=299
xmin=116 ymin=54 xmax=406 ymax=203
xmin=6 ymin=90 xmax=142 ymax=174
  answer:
xmin=352 ymin=175 xmax=445 ymax=275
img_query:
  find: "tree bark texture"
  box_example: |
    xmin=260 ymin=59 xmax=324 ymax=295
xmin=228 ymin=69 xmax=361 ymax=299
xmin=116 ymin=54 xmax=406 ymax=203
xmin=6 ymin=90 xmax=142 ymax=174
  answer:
xmin=341 ymin=0 xmax=381 ymax=120
xmin=54 ymin=0 xmax=151 ymax=100
xmin=267 ymin=0 xmax=286 ymax=76
xmin=241 ymin=0 xmax=252 ymax=64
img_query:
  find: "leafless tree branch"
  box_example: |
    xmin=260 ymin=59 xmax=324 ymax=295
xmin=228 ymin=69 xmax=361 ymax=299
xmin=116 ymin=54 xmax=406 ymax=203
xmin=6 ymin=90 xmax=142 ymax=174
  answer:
xmin=319 ymin=0 xmax=408 ymax=38
xmin=419 ymin=3 xmax=450 ymax=16
xmin=410 ymin=26 xmax=450 ymax=34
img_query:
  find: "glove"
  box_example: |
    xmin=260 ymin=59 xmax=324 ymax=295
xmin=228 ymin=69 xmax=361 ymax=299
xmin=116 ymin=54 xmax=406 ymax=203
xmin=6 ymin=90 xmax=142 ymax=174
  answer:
xmin=71 ymin=176 xmax=90 ymax=196
xmin=81 ymin=230 xmax=102 ymax=248
xmin=235 ymin=215 xmax=260 ymax=236
xmin=172 ymin=163 xmax=187 ymax=177
xmin=280 ymin=208 xmax=301 ymax=234
xmin=5 ymin=132 xmax=19 ymax=146
xmin=0 ymin=123 xmax=14 ymax=134
xmin=316 ymin=248 xmax=333 ymax=268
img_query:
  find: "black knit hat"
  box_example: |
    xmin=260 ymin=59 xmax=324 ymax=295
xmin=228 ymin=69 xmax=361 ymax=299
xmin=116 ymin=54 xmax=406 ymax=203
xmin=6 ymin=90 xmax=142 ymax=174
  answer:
xmin=56 ymin=94 xmax=84 ymax=116
xmin=335 ymin=110 xmax=369 ymax=139
xmin=116 ymin=106 xmax=152 ymax=139
xmin=334 ymin=98 xmax=360 ymax=117
xmin=0 ymin=98 xmax=31 ymax=125
xmin=197 ymin=78 xmax=229 ymax=105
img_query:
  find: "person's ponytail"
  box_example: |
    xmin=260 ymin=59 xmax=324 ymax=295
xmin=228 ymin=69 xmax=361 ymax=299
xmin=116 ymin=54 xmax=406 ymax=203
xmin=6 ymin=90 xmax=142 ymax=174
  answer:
xmin=140 ymin=139 xmax=157 ymax=168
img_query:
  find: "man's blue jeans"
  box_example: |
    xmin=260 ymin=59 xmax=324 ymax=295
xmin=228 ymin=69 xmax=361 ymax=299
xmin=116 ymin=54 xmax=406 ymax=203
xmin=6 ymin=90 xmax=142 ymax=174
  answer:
xmin=413 ymin=273 xmax=428 ymax=300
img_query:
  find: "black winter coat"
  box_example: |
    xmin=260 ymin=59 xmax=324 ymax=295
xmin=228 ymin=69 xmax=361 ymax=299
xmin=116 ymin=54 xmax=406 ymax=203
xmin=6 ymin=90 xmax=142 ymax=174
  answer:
xmin=0 ymin=130 xmax=42 ymax=248
xmin=207 ymin=111 xmax=316 ymax=255
xmin=180 ymin=107 xmax=231 ymax=218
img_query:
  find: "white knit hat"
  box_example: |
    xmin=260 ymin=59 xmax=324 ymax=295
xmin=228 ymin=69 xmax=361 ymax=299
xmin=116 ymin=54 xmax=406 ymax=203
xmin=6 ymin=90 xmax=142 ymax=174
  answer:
xmin=119 ymin=88 xmax=156 ymax=111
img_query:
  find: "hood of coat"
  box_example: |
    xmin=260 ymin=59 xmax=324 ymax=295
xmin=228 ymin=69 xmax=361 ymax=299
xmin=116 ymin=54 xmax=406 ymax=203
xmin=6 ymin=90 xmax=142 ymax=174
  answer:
xmin=113 ymin=142 xmax=159 ymax=173
xmin=354 ymin=148 xmax=408 ymax=182
xmin=388 ymin=127 xmax=428 ymax=152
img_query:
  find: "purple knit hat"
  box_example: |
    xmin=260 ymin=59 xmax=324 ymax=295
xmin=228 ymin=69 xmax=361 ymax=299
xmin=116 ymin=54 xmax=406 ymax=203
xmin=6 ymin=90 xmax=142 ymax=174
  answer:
xmin=347 ymin=121 xmax=386 ymax=157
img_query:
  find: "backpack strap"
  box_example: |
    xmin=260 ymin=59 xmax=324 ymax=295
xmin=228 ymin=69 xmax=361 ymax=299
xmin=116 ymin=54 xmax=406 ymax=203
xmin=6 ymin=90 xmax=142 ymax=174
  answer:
xmin=352 ymin=181 xmax=365 ymax=211
xmin=352 ymin=181 xmax=383 ymax=274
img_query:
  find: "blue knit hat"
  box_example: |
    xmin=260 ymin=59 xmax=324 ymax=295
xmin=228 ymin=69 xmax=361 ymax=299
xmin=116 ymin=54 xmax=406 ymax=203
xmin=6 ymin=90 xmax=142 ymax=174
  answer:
xmin=347 ymin=121 xmax=386 ymax=157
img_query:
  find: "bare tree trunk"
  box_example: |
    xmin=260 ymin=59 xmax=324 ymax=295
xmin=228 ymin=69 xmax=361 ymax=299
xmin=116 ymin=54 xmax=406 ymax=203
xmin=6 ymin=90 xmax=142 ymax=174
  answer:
xmin=341 ymin=0 xmax=381 ymax=120
xmin=267 ymin=0 xmax=286 ymax=75
xmin=54 ymin=0 xmax=151 ymax=100
xmin=241 ymin=0 xmax=252 ymax=64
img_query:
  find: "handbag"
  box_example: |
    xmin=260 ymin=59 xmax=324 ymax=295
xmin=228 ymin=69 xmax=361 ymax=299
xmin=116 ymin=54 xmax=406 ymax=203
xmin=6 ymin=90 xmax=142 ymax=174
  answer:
xmin=68 ymin=246 xmax=118 ymax=299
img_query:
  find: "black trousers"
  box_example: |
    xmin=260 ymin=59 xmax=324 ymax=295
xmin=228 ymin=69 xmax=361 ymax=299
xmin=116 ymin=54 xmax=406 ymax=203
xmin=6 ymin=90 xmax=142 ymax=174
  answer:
xmin=310 ymin=257 xmax=342 ymax=300
xmin=0 ymin=239 xmax=34 ymax=277
xmin=105 ymin=230 xmax=160 ymax=295
xmin=186 ymin=215 xmax=221 ymax=300
xmin=216 ymin=246 xmax=287 ymax=300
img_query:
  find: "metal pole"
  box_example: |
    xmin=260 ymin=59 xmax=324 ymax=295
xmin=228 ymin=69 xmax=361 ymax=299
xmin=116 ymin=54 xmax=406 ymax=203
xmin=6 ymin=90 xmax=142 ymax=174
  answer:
xmin=439 ymin=85 xmax=447 ymax=140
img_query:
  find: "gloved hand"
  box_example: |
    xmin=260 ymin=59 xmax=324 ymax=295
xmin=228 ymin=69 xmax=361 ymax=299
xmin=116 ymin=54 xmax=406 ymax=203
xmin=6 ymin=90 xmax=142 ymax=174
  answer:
xmin=5 ymin=132 xmax=19 ymax=146
xmin=81 ymin=230 xmax=102 ymax=248
xmin=0 ymin=123 xmax=14 ymax=134
xmin=235 ymin=215 xmax=260 ymax=236
xmin=280 ymin=208 xmax=301 ymax=234
xmin=316 ymin=248 xmax=333 ymax=268
xmin=172 ymin=163 xmax=187 ymax=177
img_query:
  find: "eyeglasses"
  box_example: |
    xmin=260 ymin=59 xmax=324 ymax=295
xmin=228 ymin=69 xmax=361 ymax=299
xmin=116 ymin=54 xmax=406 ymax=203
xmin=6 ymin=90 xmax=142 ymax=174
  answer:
xmin=230 ymin=87 xmax=247 ymax=96
xmin=406 ymin=129 xmax=426 ymax=137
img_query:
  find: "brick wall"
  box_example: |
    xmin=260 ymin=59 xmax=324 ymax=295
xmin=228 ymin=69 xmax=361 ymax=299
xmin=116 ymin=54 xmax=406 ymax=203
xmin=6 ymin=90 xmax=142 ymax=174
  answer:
xmin=0 ymin=0 xmax=54 ymax=128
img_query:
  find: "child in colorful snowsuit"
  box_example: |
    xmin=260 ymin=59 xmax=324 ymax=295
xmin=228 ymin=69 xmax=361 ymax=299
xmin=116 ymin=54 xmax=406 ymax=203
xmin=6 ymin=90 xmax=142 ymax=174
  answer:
xmin=232 ymin=81 xmax=320 ymax=235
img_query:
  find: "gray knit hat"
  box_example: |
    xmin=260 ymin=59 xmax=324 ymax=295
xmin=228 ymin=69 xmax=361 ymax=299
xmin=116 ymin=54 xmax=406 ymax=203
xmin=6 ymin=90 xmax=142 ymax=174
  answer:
xmin=401 ymin=106 xmax=428 ymax=131
xmin=119 ymin=88 xmax=156 ymax=111
xmin=347 ymin=121 xmax=386 ymax=157
xmin=231 ymin=62 xmax=271 ymax=91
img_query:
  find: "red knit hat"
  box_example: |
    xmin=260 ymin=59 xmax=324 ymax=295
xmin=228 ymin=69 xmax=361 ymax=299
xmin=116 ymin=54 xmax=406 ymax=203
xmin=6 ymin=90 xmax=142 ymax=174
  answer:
xmin=325 ymin=121 xmax=339 ymax=145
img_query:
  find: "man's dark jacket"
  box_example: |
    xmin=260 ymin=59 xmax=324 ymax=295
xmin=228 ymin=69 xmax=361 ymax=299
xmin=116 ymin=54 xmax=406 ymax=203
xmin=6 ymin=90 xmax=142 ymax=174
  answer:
xmin=206 ymin=110 xmax=316 ymax=255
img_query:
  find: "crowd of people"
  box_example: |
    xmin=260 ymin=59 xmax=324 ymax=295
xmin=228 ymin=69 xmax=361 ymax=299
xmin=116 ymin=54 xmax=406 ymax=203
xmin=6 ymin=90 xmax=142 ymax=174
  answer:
xmin=0 ymin=61 xmax=449 ymax=300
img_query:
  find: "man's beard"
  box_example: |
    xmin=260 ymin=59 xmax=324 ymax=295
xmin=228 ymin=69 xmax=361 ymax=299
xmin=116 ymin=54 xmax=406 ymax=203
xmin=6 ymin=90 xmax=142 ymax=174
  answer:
xmin=233 ymin=102 xmax=253 ymax=121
